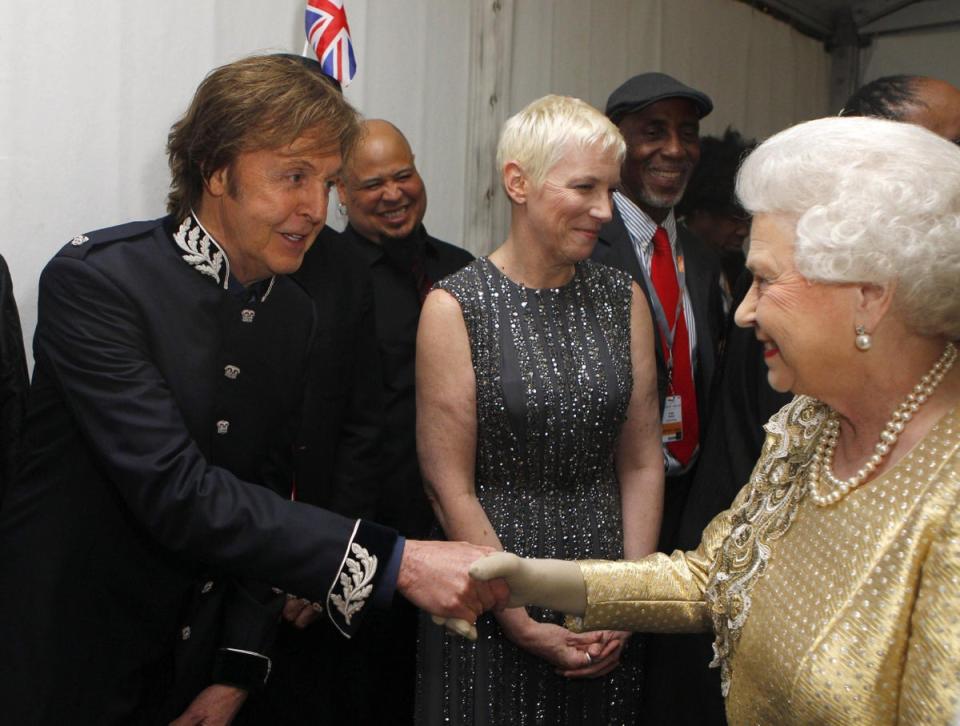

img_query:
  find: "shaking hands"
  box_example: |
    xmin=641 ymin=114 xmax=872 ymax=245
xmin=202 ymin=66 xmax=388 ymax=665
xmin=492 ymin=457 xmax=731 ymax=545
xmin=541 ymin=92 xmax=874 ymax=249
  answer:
xmin=415 ymin=550 xmax=590 ymax=640
xmin=396 ymin=540 xmax=511 ymax=640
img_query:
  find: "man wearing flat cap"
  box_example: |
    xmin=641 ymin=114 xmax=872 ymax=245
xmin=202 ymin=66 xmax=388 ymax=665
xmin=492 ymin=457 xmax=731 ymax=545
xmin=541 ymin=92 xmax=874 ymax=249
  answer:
xmin=592 ymin=72 xmax=723 ymax=551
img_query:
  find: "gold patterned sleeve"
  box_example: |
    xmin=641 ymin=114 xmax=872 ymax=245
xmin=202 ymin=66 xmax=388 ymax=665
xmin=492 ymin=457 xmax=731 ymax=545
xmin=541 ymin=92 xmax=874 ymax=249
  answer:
xmin=898 ymin=481 xmax=960 ymax=723
xmin=568 ymin=498 xmax=737 ymax=634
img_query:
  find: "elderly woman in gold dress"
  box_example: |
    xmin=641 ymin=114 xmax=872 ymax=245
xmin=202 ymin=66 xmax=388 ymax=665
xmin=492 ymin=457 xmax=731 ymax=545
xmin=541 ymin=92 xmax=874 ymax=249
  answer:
xmin=472 ymin=115 xmax=960 ymax=724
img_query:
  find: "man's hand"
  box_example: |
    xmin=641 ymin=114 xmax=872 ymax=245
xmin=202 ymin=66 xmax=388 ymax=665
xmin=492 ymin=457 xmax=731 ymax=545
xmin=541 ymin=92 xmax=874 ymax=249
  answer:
xmin=281 ymin=594 xmax=323 ymax=629
xmin=397 ymin=540 xmax=510 ymax=632
xmin=169 ymin=684 xmax=247 ymax=725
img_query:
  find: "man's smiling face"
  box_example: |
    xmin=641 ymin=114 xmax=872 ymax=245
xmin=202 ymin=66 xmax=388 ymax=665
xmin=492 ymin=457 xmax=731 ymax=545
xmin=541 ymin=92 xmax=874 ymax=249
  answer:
xmin=337 ymin=120 xmax=428 ymax=244
xmin=617 ymin=98 xmax=701 ymax=219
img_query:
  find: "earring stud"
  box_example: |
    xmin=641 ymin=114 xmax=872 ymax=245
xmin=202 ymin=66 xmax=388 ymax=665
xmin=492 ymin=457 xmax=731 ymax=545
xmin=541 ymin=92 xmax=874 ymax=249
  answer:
xmin=855 ymin=324 xmax=872 ymax=351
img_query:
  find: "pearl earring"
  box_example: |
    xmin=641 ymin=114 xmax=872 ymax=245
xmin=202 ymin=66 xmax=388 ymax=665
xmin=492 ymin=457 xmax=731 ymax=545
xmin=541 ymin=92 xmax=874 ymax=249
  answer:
xmin=337 ymin=202 xmax=347 ymax=217
xmin=855 ymin=324 xmax=872 ymax=351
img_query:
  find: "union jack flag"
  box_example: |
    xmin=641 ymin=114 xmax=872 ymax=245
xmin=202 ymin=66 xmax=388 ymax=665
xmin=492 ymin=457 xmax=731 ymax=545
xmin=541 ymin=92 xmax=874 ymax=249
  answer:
xmin=305 ymin=0 xmax=357 ymax=87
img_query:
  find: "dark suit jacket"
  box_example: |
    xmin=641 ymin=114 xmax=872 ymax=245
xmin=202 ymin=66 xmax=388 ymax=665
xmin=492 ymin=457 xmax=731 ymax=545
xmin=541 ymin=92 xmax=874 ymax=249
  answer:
xmin=651 ymin=273 xmax=791 ymax=726
xmin=677 ymin=270 xmax=792 ymax=547
xmin=592 ymin=208 xmax=726 ymax=726
xmin=591 ymin=207 xmax=723 ymax=431
xmin=0 ymin=254 xmax=28 ymax=504
xmin=0 ymin=218 xmax=397 ymax=724
xmin=293 ymin=227 xmax=384 ymax=520
xmin=346 ymin=224 xmax=473 ymax=538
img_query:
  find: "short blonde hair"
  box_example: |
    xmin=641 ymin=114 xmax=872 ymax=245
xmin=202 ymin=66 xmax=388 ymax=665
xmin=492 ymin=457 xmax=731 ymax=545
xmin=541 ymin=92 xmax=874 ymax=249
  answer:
xmin=496 ymin=95 xmax=625 ymax=188
xmin=737 ymin=115 xmax=960 ymax=339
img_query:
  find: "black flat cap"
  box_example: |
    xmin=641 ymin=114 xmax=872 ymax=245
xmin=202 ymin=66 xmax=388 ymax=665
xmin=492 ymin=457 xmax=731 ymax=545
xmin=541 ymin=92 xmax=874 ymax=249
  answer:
xmin=606 ymin=72 xmax=713 ymax=124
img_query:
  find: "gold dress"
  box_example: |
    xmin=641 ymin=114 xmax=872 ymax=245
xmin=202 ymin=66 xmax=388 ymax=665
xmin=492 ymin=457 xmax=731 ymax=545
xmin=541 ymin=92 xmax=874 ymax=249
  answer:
xmin=570 ymin=396 xmax=960 ymax=724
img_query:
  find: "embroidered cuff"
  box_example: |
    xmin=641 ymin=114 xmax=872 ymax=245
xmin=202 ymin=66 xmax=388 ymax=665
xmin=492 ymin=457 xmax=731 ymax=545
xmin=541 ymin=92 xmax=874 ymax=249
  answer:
xmin=372 ymin=536 xmax=404 ymax=608
xmin=326 ymin=519 xmax=396 ymax=638
xmin=212 ymin=648 xmax=272 ymax=692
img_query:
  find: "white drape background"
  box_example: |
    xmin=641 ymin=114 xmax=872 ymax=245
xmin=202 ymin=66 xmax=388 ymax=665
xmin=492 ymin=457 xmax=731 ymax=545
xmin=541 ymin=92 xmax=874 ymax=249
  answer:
xmin=1 ymin=0 xmax=830 ymax=360
xmin=460 ymin=0 xmax=831 ymax=253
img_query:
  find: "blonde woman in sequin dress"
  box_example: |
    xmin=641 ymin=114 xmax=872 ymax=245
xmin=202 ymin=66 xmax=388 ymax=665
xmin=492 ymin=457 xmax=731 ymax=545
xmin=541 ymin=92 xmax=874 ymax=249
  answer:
xmin=472 ymin=116 xmax=960 ymax=725
xmin=414 ymin=96 xmax=664 ymax=724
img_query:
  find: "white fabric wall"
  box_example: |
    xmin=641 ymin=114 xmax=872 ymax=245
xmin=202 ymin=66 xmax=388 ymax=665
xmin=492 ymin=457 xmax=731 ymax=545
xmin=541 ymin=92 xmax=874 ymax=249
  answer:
xmin=0 ymin=0 xmax=828 ymax=361
xmin=861 ymin=26 xmax=960 ymax=88
xmin=1 ymin=0 xmax=312 ymax=366
xmin=461 ymin=0 xmax=830 ymax=252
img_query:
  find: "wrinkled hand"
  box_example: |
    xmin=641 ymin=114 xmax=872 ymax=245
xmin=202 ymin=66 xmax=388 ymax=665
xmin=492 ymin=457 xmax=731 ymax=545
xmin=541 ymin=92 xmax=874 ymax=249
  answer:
xmin=281 ymin=594 xmax=323 ymax=629
xmin=169 ymin=684 xmax=247 ymax=725
xmin=559 ymin=630 xmax=630 ymax=679
xmin=500 ymin=618 xmax=606 ymax=675
xmin=470 ymin=552 xmax=586 ymax=614
xmin=472 ymin=554 xmax=626 ymax=677
xmin=398 ymin=540 xmax=510 ymax=640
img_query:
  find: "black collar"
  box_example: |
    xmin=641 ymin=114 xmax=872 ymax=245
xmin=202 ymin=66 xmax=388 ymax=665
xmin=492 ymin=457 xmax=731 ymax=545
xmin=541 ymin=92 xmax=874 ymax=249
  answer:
xmin=345 ymin=224 xmax=437 ymax=266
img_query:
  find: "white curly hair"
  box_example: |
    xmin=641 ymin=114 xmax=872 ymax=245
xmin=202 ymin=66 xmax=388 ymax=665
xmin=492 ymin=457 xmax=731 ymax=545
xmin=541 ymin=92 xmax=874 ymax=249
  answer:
xmin=737 ymin=115 xmax=960 ymax=339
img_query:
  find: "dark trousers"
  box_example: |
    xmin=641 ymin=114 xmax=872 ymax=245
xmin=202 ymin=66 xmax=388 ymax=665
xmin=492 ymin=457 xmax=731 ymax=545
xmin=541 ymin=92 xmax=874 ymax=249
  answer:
xmin=642 ymin=467 xmax=727 ymax=725
xmin=640 ymin=633 xmax=727 ymax=726
xmin=657 ymin=469 xmax=694 ymax=553
xmin=239 ymin=597 xmax=419 ymax=725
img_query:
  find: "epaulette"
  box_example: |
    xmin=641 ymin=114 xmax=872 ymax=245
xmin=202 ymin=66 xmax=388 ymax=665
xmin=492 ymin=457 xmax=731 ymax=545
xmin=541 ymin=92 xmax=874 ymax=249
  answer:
xmin=57 ymin=218 xmax=165 ymax=259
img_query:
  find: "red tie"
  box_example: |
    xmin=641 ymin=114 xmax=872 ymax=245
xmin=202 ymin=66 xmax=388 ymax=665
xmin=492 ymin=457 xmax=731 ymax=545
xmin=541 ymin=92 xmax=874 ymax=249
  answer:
xmin=649 ymin=226 xmax=699 ymax=465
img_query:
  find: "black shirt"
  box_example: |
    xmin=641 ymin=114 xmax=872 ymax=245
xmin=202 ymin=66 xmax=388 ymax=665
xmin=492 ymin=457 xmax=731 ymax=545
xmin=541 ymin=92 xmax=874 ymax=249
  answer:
xmin=345 ymin=223 xmax=473 ymax=538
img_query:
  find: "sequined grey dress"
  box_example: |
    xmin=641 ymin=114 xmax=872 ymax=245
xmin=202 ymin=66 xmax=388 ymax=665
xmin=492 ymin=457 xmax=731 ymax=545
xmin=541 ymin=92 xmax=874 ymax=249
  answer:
xmin=416 ymin=257 xmax=642 ymax=725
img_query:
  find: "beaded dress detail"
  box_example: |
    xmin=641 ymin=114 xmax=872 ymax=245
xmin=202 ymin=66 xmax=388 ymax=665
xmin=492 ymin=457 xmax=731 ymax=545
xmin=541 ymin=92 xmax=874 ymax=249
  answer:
xmin=416 ymin=257 xmax=642 ymax=725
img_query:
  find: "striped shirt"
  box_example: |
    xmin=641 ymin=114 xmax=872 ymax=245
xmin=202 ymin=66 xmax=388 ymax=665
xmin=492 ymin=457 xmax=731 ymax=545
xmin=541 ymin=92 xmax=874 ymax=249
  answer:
xmin=613 ymin=190 xmax=699 ymax=475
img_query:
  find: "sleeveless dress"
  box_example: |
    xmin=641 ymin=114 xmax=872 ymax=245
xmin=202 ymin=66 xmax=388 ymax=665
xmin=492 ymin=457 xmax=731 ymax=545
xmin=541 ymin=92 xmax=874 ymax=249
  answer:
xmin=416 ymin=257 xmax=642 ymax=725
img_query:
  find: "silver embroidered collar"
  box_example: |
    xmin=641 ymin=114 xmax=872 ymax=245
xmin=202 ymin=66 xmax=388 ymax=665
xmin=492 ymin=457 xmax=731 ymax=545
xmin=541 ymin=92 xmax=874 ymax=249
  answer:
xmin=173 ymin=212 xmax=276 ymax=301
xmin=174 ymin=213 xmax=229 ymax=289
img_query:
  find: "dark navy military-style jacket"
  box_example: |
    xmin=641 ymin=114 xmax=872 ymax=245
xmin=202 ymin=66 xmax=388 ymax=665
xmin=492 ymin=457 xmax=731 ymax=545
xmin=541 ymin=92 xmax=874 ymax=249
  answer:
xmin=0 ymin=217 xmax=396 ymax=724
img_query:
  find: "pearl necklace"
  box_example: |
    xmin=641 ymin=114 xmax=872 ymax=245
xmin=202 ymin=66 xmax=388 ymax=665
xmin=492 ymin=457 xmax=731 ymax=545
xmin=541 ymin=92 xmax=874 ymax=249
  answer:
xmin=808 ymin=341 xmax=957 ymax=506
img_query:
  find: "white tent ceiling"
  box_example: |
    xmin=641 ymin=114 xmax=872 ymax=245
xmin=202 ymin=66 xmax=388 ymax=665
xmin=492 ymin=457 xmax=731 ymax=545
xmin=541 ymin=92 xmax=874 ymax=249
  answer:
xmin=738 ymin=0 xmax=960 ymax=110
xmin=739 ymin=0 xmax=960 ymax=39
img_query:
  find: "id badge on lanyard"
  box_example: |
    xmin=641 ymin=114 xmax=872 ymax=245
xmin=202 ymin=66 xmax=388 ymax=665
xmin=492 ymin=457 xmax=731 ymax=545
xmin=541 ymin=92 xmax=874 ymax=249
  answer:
xmin=636 ymin=244 xmax=687 ymax=444
xmin=662 ymin=394 xmax=683 ymax=442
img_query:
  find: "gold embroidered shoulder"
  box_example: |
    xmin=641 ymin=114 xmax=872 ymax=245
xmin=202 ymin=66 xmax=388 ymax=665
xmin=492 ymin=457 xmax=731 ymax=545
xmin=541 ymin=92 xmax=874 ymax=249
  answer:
xmin=570 ymin=396 xmax=826 ymax=688
xmin=704 ymin=395 xmax=826 ymax=695
xmin=571 ymin=397 xmax=960 ymax=724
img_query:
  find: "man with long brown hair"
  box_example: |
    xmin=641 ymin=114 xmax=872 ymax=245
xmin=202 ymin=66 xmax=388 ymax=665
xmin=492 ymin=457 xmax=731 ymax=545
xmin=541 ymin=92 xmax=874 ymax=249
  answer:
xmin=0 ymin=54 xmax=505 ymax=725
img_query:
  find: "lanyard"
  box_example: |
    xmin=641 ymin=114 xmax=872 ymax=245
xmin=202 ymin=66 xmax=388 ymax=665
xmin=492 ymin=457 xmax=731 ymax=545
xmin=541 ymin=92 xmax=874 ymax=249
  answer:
xmin=631 ymin=234 xmax=687 ymax=387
